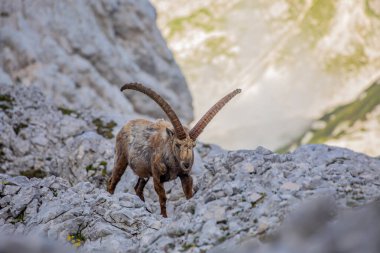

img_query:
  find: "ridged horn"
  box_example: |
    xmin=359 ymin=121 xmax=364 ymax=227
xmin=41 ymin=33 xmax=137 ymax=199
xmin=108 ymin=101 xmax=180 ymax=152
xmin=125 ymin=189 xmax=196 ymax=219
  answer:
xmin=121 ymin=83 xmax=187 ymax=140
xmin=189 ymin=89 xmax=241 ymax=140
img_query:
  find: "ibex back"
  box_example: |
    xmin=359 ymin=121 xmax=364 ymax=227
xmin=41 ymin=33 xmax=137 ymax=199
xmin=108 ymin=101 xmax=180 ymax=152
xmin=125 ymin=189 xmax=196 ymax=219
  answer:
xmin=108 ymin=83 xmax=241 ymax=217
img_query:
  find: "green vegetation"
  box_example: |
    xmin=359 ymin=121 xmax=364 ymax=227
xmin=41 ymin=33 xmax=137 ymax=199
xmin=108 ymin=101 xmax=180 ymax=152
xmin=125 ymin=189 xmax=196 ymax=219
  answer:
xmin=85 ymin=164 xmax=96 ymax=174
xmin=285 ymin=0 xmax=307 ymax=21
xmin=100 ymin=161 xmax=108 ymax=176
xmin=220 ymin=225 xmax=229 ymax=231
xmin=365 ymin=0 xmax=380 ymax=19
xmin=99 ymin=161 xmax=107 ymax=167
xmin=0 ymin=94 xmax=14 ymax=103
xmin=167 ymin=8 xmax=216 ymax=38
xmin=67 ymin=226 xmax=86 ymax=248
xmin=0 ymin=181 xmax=16 ymax=186
xmin=0 ymin=94 xmax=14 ymax=110
xmin=204 ymin=36 xmax=235 ymax=61
xmin=85 ymin=161 xmax=108 ymax=177
xmin=58 ymin=106 xmax=80 ymax=117
xmin=266 ymin=0 xmax=339 ymax=67
xmin=217 ymin=235 xmax=228 ymax=243
xmin=326 ymin=43 xmax=369 ymax=73
xmin=10 ymin=209 xmax=25 ymax=224
xmin=299 ymin=0 xmax=336 ymax=46
xmin=181 ymin=243 xmax=196 ymax=251
xmin=270 ymin=0 xmax=337 ymax=43
xmin=277 ymin=81 xmax=380 ymax=153
xmin=308 ymin=82 xmax=380 ymax=143
xmin=92 ymin=118 xmax=117 ymax=139
xmin=20 ymin=168 xmax=47 ymax=179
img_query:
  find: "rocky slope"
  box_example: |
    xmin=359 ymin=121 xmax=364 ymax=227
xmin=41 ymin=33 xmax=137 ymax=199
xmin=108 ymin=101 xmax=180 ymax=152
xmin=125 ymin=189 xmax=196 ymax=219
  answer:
xmin=0 ymin=85 xmax=115 ymax=186
xmin=1 ymin=85 xmax=380 ymax=252
xmin=1 ymin=87 xmax=380 ymax=251
xmin=0 ymin=0 xmax=193 ymax=124
xmin=1 ymin=141 xmax=380 ymax=252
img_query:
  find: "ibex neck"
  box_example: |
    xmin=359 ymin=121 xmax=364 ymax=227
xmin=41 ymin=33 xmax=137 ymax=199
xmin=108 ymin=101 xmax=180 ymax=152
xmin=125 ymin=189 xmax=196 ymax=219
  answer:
xmin=163 ymin=141 xmax=180 ymax=168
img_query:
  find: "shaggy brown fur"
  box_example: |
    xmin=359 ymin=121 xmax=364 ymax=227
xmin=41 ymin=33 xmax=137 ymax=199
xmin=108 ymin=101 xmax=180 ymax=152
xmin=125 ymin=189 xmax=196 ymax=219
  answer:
xmin=108 ymin=83 xmax=241 ymax=217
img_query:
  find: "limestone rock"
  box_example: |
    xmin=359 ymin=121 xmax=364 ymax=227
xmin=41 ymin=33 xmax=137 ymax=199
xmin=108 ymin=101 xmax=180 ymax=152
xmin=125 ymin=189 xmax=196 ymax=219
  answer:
xmin=1 ymin=143 xmax=380 ymax=252
xmin=0 ymin=85 xmax=114 ymax=187
xmin=0 ymin=0 xmax=193 ymax=123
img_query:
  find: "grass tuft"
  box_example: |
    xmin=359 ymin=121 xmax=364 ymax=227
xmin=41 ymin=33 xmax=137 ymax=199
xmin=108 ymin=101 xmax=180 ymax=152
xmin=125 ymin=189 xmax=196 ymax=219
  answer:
xmin=92 ymin=118 xmax=117 ymax=139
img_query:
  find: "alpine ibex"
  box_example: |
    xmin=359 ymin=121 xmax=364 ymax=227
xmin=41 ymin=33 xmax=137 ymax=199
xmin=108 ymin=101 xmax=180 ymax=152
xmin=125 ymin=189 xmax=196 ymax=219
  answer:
xmin=107 ymin=83 xmax=241 ymax=217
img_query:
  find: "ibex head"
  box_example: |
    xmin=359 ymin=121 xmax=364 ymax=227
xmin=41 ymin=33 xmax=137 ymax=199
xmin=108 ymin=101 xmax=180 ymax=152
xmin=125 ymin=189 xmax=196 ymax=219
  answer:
xmin=121 ymin=83 xmax=241 ymax=171
xmin=166 ymin=127 xmax=195 ymax=171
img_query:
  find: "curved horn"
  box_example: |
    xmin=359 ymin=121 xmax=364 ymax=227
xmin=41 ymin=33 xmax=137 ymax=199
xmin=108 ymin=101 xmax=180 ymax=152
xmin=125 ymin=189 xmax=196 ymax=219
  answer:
xmin=189 ymin=89 xmax=241 ymax=140
xmin=121 ymin=83 xmax=187 ymax=139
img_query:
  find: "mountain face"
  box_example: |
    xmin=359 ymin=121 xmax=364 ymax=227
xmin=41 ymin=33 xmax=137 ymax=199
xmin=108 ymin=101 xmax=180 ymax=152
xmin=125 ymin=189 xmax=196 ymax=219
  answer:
xmin=0 ymin=0 xmax=193 ymax=124
xmin=152 ymin=0 xmax=380 ymax=155
xmin=279 ymin=78 xmax=380 ymax=156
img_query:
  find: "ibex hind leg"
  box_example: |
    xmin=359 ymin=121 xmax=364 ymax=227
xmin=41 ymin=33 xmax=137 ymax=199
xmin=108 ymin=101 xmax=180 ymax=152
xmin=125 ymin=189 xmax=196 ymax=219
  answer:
xmin=108 ymin=140 xmax=129 ymax=194
xmin=134 ymin=177 xmax=149 ymax=202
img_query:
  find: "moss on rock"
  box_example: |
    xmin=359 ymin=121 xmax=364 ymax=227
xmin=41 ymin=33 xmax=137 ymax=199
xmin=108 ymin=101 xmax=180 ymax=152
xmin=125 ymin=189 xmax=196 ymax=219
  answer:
xmin=0 ymin=94 xmax=14 ymax=110
xmin=58 ymin=106 xmax=80 ymax=117
xmin=20 ymin=169 xmax=47 ymax=179
xmin=85 ymin=161 xmax=108 ymax=177
xmin=67 ymin=226 xmax=86 ymax=248
xmin=92 ymin=118 xmax=117 ymax=139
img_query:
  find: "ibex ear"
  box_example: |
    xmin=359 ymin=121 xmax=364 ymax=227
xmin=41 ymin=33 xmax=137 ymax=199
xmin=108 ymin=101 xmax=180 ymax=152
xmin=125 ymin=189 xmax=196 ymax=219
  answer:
xmin=166 ymin=128 xmax=174 ymax=137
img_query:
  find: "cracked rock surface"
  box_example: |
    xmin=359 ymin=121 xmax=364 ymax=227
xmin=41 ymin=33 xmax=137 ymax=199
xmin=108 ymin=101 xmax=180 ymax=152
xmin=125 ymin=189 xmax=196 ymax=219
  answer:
xmin=0 ymin=85 xmax=114 ymax=187
xmin=143 ymin=144 xmax=380 ymax=252
xmin=0 ymin=175 xmax=160 ymax=253
xmin=1 ymin=141 xmax=379 ymax=252
xmin=0 ymin=0 xmax=193 ymax=123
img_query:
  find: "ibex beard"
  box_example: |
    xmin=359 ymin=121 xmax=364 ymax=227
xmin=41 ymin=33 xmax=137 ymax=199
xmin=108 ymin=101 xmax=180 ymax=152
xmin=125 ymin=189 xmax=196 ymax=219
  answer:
xmin=108 ymin=83 xmax=241 ymax=217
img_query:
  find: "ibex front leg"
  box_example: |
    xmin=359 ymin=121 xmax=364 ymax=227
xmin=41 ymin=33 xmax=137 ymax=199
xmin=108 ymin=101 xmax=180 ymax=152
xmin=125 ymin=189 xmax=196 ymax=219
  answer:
xmin=180 ymin=174 xmax=193 ymax=199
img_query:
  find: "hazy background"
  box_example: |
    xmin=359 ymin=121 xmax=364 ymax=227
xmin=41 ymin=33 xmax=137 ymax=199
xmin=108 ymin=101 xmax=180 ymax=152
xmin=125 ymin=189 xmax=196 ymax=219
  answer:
xmin=152 ymin=0 xmax=380 ymax=156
